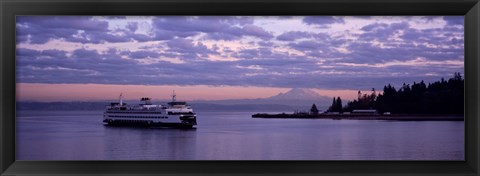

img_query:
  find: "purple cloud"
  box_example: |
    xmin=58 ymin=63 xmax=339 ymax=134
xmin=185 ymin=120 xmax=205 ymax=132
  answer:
xmin=16 ymin=16 xmax=137 ymax=44
xmin=303 ymin=16 xmax=344 ymax=26
xmin=203 ymin=24 xmax=273 ymax=41
xmin=277 ymin=31 xmax=312 ymax=41
xmin=167 ymin=38 xmax=211 ymax=54
xmin=361 ymin=23 xmax=389 ymax=31
xmin=41 ymin=50 xmax=68 ymax=58
xmin=289 ymin=40 xmax=329 ymax=52
xmin=17 ymin=16 xmax=109 ymax=32
xmin=241 ymin=25 xmax=274 ymax=40
xmin=17 ymin=48 xmax=40 ymax=57
xmin=126 ymin=22 xmax=138 ymax=32
xmin=72 ymin=49 xmax=100 ymax=59
xmin=153 ymin=16 xmax=227 ymax=33
xmin=151 ymin=16 xmax=270 ymax=41
xmin=15 ymin=16 xmax=464 ymax=91
xmin=129 ymin=50 xmax=160 ymax=59
xmin=444 ymin=16 xmax=463 ymax=26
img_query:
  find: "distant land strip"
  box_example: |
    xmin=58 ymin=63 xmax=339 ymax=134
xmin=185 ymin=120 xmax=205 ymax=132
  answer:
xmin=251 ymin=113 xmax=464 ymax=121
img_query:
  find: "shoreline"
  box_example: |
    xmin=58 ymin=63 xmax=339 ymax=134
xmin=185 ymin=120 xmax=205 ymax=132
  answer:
xmin=251 ymin=113 xmax=464 ymax=121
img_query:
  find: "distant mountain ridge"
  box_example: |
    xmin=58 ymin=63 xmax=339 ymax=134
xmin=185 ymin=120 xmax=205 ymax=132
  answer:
xmin=17 ymin=88 xmax=333 ymax=112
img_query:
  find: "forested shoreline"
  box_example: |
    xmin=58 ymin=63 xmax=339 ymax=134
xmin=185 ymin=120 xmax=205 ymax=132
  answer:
xmin=328 ymin=72 xmax=464 ymax=114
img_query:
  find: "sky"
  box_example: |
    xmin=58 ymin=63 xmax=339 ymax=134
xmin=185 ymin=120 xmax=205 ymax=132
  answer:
xmin=16 ymin=16 xmax=464 ymax=102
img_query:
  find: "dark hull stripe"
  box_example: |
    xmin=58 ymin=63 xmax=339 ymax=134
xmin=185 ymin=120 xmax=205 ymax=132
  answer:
xmin=103 ymin=119 xmax=195 ymax=128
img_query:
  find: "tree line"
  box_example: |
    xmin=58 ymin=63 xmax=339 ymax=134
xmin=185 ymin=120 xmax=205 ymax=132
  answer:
xmin=327 ymin=72 xmax=464 ymax=114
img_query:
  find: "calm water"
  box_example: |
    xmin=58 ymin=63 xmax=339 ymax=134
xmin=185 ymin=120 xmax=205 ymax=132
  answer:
xmin=16 ymin=111 xmax=464 ymax=160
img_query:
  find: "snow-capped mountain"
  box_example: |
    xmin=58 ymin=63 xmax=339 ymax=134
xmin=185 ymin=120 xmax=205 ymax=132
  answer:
xmin=267 ymin=88 xmax=328 ymax=100
xmin=189 ymin=88 xmax=332 ymax=111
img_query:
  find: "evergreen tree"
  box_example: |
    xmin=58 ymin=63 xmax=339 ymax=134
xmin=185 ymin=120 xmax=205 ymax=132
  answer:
xmin=310 ymin=104 xmax=319 ymax=115
xmin=343 ymin=72 xmax=463 ymax=114
xmin=328 ymin=97 xmax=336 ymax=112
xmin=336 ymin=97 xmax=343 ymax=112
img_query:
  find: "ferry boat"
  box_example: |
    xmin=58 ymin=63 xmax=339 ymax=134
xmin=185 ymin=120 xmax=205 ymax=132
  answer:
xmin=102 ymin=91 xmax=197 ymax=128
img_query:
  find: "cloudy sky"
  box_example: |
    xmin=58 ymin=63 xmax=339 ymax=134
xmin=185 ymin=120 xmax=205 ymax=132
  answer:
xmin=16 ymin=16 xmax=464 ymax=101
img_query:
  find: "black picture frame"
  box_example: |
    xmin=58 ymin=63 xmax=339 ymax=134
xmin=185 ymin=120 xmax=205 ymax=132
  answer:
xmin=1 ymin=0 xmax=479 ymax=175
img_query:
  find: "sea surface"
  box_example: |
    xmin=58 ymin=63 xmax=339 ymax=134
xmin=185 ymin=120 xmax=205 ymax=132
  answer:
xmin=16 ymin=110 xmax=464 ymax=160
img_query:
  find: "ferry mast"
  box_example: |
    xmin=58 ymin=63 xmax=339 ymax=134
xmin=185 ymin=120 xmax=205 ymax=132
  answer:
xmin=119 ymin=93 xmax=123 ymax=106
xmin=171 ymin=90 xmax=176 ymax=102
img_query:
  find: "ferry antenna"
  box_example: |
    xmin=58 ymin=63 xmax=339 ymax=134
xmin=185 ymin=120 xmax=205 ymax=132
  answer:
xmin=171 ymin=90 xmax=176 ymax=102
xmin=119 ymin=93 xmax=123 ymax=106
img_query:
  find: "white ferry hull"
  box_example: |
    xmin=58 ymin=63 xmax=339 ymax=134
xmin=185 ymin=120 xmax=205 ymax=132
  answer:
xmin=103 ymin=93 xmax=197 ymax=128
